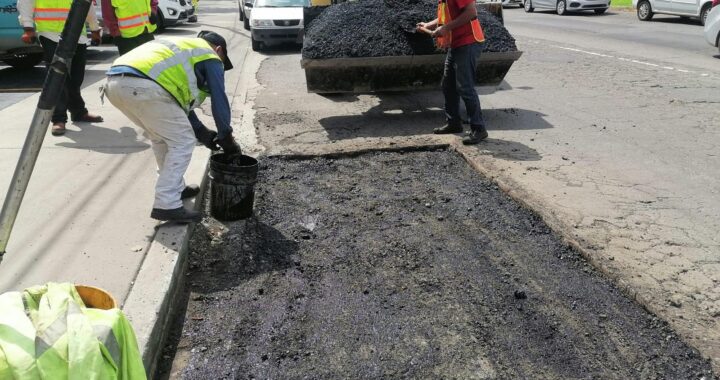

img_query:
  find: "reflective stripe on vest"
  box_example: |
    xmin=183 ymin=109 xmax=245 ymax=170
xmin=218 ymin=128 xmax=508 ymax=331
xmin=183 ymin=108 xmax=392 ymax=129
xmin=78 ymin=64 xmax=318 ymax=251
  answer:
xmin=112 ymin=37 xmax=219 ymax=112
xmin=435 ymin=0 xmax=485 ymax=49
xmin=111 ymin=0 xmax=157 ymax=38
xmin=34 ymin=0 xmax=71 ymax=32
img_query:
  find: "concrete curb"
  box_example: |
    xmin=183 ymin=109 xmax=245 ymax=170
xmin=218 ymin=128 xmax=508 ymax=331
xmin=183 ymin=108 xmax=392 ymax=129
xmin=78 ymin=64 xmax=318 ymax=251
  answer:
xmin=121 ymin=147 xmax=210 ymax=378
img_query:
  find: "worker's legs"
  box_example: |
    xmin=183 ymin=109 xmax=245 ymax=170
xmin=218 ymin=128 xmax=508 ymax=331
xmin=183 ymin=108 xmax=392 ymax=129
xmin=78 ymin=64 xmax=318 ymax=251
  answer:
xmin=453 ymin=43 xmax=486 ymax=131
xmin=66 ymin=43 xmax=90 ymax=122
xmin=441 ymin=48 xmax=462 ymax=128
xmin=115 ymin=32 xmax=155 ymax=56
xmin=104 ymin=76 xmax=195 ymax=210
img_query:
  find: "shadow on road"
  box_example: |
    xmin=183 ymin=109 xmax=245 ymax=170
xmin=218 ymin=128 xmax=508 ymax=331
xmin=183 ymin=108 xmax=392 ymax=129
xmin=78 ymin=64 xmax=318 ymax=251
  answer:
xmin=317 ymin=92 xmax=552 ymax=142
xmin=55 ymin=124 xmax=151 ymax=154
xmin=471 ymin=137 xmax=542 ymax=161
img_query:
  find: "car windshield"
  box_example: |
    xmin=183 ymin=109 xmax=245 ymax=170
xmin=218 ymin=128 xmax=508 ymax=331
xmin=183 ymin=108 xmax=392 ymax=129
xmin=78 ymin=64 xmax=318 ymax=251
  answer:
xmin=254 ymin=0 xmax=308 ymax=7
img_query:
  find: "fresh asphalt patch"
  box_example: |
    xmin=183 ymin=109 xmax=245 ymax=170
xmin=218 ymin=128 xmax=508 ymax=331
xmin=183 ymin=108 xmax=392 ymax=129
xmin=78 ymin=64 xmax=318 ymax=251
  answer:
xmin=160 ymin=149 xmax=716 ymax=379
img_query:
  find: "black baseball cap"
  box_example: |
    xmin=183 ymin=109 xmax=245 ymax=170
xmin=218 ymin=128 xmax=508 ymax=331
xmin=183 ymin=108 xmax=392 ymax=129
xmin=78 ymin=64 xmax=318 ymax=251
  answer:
xmin=198 ymin=30 xmax=234 ymax=71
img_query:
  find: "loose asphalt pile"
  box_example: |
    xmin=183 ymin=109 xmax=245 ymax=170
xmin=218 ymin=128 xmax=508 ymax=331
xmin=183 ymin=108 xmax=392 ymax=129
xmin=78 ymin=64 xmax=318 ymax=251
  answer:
xmin=159 ymin=150 xmax=716 ymax=380
xmin=302 ymin=0 xmax=517 ymax=59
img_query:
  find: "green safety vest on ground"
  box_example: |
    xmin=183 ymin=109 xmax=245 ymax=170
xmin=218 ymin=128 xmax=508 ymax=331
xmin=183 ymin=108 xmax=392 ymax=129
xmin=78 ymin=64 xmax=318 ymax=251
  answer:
xmin=33 ymin=0 xmax=71 ymax=33
xmin=0 ymin=283 xmax=146 ymax=380
xmin=111 ymin=0 xmax=156 ymax=38
xmin=112 ymin=37 xmax=220 ymax=113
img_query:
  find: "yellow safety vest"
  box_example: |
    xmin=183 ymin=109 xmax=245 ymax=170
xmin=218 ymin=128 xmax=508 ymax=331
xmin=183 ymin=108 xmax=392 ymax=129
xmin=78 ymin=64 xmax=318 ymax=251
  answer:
xmin=112 ymin=37 xmax=221 ymax=113
xmin=111 ymin=0 xmax=157 ymax=38
xmin=0 ymin=283 xmax=147 ymax=380
xmin=33 ymin=0 xmax=71 ymax=33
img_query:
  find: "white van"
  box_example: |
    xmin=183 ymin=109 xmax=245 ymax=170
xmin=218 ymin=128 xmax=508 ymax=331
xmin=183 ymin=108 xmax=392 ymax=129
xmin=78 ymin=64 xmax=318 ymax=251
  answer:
xmin=633 ymin=0 xmax=714 ymax=25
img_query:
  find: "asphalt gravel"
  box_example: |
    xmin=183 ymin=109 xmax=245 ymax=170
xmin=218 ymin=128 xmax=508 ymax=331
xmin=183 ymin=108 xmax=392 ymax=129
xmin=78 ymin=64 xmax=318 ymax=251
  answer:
xmin=302 ymin=0 xmax=517 ymax=59
xmin=159 ymin=150 xmax=717 ymax=380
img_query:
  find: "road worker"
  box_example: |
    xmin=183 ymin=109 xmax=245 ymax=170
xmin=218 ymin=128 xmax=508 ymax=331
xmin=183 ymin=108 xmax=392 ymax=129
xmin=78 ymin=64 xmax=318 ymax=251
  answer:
xmin=418 ymin=0 xmax=489 ymax=145
xmin=101 ymin=0 xmax=158 ymax=55
xmin=18 ymin=0 xmax=104 ymax=136
xmin=103 ymin=31 xmax=241 ymax=223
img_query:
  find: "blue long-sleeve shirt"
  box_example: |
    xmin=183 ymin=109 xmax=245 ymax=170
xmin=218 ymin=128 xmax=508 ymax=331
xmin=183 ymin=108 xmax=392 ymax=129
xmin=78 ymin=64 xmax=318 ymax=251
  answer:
xmin=106 ymin=59 xmax=233 ymax=139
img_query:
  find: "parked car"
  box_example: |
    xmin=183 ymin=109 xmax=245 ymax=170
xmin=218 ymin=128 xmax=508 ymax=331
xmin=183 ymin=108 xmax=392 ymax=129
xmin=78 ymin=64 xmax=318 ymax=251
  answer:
xmin=633 ymin=0 xmax=713 ymax=25
xmin=524 ymin=0 xmax=609 ymax=14
xmin=502 ymin=0 xmax=524 ymax=7
xmin=704 ymin=2 xmax=720 ymax=52
xmin=239 ymin=0 xmax=252 ymax=30
xmin=0 ymin=0 xmax=43 ymax=68
xmin=156 ymin=0 xmax=190 ymax=30
xmin=249 ymin=0 xmax=307 ymax=51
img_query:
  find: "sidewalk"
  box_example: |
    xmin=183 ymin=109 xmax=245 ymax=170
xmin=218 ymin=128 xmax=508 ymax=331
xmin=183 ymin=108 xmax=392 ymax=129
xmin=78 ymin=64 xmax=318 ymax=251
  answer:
xmin=0 ymin=28 xmax=227 ymax=375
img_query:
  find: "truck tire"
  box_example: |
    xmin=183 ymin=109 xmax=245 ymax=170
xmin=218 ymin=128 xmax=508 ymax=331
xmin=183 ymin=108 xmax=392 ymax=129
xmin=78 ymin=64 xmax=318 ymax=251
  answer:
xmin=637 ymin=0 xmax=653 ymax=20
xmin=556 ymin=0 xmax=567 ymax=14
xmin=251 ymin=36 xmax=261 ymax=51
xmin=244 ymin=17 xmax=250 ymax=30
xmin=2 ymin=53 xmax=43 ymax=69
xmin=700 ymin=3 xmax=710 ymax=26
xmin=524 ymin=0 xmax=534 ymax=12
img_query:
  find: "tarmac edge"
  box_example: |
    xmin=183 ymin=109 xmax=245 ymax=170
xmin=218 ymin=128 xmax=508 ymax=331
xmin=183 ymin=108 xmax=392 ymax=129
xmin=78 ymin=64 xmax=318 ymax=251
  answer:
xmin=451 ymin=142 xmax=720 ymax=374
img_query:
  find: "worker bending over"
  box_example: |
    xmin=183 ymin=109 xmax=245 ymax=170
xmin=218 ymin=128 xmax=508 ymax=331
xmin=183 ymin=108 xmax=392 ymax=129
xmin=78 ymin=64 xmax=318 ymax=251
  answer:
xmin=18 ymin=0 xmax=104 ymax=136
xmin=104 ymin=31 xmax=241 ymax=223
xmin=418 ymin=0 xmax=488 ymax=145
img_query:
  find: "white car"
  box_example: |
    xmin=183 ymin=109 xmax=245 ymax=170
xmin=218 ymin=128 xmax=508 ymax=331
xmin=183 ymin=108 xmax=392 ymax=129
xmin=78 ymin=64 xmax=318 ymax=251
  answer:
xmin=704 ymin=3 xmax=720 ymax=52
xmin=633 ymin=0 xmax=714 ymax=25
xmin=524 ymin=0 xmax=609 ymax=14
xmin=239 ymin=0 xmax=253 ymax=30
xmin=156 ymin=0 xmax=190 ymax=30
xmin=249 ymin=0 xmax=306 ymax=51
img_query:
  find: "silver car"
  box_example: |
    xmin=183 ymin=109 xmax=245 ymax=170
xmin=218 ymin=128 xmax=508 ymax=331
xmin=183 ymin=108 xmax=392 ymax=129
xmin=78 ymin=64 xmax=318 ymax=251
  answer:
xmin=704 ymin=3 xmax=720 ymax=52
xmin=524 ymin=0 xmax=610 ymax=14
xmin=633 ymin=0 xmax=714 ymax=25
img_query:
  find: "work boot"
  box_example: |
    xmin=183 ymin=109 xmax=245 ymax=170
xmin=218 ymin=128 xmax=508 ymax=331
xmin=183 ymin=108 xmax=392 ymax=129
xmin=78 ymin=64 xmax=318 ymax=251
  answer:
xmin=181 ymin=185 xmax=200 ymax=199
xmin=462 ymin=127 xmax=489 ymax=145
xmin=215 ymin=134 xmax=241 ymax=154
xmin=51 ymin=122 xmax=66 ymax=136
xmin=150 ymin=207 xmax=202 ymax=222
xmin=72 ymin=112 xmax=104 ymax=123
xmin=196 ymin=128 xmax=219 ymax=151
xmin=433 ymin=124 xmax=463 ymax=134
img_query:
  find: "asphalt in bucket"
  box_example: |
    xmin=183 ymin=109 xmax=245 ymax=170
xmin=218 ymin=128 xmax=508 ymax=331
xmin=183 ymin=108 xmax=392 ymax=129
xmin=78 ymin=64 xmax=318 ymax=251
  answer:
xmin=159 ymin=150 xmax=716 ymax=379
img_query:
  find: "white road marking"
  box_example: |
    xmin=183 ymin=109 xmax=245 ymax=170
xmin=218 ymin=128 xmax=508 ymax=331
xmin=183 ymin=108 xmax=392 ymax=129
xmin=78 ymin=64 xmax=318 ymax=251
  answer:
xmin=547 ymin=44 xmax=713 ymax=80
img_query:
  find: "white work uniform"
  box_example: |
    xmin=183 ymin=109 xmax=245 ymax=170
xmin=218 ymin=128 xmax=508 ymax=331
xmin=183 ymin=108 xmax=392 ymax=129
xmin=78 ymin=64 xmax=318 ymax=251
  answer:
xmin=17 ymin=0 xmax=100 ymax=43
xmin=104 ymin=75 xmax=196 ymax=210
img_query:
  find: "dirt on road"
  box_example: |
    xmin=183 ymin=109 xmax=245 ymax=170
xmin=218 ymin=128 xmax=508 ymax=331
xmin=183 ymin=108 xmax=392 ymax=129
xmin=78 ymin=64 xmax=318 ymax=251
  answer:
xmin=160 ymin=150 xmax=716 ymax=379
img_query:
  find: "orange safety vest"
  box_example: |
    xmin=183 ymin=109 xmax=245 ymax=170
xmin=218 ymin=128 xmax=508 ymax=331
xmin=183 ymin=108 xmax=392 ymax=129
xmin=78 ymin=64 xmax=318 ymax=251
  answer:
xmin=436 ymin=0 xmax=485 ymax=49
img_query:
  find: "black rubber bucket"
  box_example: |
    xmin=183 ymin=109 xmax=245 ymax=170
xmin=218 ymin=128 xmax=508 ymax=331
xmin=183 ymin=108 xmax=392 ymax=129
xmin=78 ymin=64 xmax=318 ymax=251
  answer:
xmin=209 ymin=153 xmax=259 ymax=221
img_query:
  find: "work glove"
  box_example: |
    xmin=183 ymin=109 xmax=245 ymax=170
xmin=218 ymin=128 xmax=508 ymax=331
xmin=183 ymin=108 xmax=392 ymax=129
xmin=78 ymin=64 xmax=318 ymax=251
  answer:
xmin=196 ymin=128 xmax=220 ymax=151
xmin=90 ymin=30 xmax=101 ymax=46
xmin=149 ymin=11 xmax=158 ymax=25
xmin=21 ymin=28 xmax=37 ymax=44
xmin=215 ymin=134 xmax=241 ymax=155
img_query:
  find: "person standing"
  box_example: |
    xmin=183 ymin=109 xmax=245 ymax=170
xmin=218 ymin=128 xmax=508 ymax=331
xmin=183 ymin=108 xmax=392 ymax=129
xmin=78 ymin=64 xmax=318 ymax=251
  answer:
xmin=103 ymin=31 xmax=242 ymax=222
xmin=101 ymin=0 xmax=158 ymax=55
xmin=418 ymin=0 xmax=488 ymax=145
xmin=19 ymin=0 xmax=105 ymax=136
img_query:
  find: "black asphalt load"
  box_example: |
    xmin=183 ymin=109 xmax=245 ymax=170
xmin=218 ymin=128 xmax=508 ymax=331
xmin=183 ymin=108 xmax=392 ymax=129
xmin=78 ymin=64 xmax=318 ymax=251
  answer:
xmin=162 ymin=150 xmax=716 ymax=379
xmin=302 ymin=0 xmax=517 ymax=59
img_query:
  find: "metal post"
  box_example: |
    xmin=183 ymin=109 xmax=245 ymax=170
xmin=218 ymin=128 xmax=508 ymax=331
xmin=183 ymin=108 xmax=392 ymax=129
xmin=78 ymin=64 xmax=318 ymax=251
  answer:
xmin=0 ymin=0 xmax=91 ymax=259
